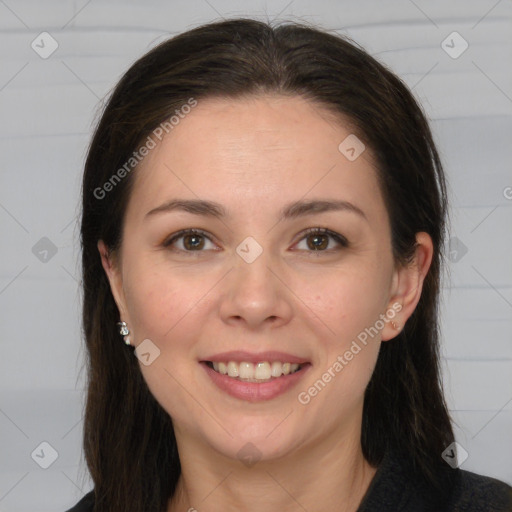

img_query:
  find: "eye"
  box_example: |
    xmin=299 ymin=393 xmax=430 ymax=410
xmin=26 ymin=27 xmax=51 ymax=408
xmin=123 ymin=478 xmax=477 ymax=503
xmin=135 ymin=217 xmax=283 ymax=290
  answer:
xmin=294 ymin=228 xmax=348 ymax=252
xmin=163 ymin=229 xmax=217 ymax=253
xmin=162 ymin=227 xmax=348 ymax=255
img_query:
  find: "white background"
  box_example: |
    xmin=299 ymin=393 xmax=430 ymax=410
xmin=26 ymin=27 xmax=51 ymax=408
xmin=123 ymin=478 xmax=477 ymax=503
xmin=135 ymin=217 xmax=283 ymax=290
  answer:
xmin=0 ymin=1 xmax=511 ymax=510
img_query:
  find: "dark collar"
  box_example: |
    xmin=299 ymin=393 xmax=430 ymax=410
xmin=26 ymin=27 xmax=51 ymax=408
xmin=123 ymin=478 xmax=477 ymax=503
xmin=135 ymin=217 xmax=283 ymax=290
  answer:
xmin=356 ymin=450 xmax=446 ymax=512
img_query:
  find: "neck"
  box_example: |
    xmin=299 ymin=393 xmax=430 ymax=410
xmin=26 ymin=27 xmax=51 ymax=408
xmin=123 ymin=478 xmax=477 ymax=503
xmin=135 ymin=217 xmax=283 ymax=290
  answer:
xmin=167 ymin=420 xmax=377 ymax=512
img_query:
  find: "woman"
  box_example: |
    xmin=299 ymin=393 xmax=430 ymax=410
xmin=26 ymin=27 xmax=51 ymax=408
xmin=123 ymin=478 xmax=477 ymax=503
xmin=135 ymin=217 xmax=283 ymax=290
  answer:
xmin=67 ymin=18 xmax=512 ymax=512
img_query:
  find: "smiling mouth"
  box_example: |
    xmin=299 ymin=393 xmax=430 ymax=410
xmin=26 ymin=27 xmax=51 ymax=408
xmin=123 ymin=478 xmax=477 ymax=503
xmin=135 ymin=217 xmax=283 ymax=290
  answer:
xmin=203 ymin=360 xmax=307 ymax=383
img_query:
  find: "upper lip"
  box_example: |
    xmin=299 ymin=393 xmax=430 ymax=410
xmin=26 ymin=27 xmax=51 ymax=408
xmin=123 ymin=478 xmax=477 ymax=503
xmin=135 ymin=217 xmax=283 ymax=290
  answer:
xmin=201 ymin=350 xmax=309 ymax=365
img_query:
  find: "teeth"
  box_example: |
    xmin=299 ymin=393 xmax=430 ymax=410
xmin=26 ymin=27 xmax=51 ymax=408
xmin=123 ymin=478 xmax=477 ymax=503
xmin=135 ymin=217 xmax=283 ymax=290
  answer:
xmin=239 ymin=362 xmax=254 ymax=379
xmin=227 ymin=361 xmax=239 ymax=377
xmin=210 ymin=361 xmax=301 ymax=380
xmin=255 ymin=362 xmax=270 ymax=379
xmin=271 ymin=361 xmax=282 ymax=377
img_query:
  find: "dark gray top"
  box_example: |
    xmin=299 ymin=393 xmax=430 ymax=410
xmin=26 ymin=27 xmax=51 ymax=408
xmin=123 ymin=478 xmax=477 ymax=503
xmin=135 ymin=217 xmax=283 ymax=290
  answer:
xmin=65 ymin=450 xmax=512 ymax=511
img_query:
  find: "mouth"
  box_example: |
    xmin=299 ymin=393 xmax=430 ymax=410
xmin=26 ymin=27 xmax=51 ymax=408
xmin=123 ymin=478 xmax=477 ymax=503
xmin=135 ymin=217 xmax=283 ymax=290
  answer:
xmin=199 ymin=350 xmax=312 ymax=401
xmin=203 ymin=360 xmax=306 ymax=383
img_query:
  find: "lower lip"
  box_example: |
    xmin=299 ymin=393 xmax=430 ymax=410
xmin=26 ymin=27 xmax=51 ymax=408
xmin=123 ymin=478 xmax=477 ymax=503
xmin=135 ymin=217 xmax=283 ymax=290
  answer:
xmin=201 ymin=362 xmax=311 ymax=402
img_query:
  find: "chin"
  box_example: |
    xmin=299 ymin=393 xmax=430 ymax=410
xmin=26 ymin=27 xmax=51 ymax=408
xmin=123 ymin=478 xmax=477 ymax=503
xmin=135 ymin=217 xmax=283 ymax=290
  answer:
xmin=209 ymin=430 xmax=300 ymax=465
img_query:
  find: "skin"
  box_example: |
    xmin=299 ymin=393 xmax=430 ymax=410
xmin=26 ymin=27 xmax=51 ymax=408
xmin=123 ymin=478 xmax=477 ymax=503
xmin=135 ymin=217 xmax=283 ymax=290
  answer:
xmin=99 ymin=95 xmax=433 ymax=512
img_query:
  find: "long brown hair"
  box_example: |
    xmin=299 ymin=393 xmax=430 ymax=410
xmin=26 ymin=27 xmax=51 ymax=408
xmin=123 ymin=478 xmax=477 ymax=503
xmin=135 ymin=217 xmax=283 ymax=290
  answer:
xmin=80 ymin=18 xmax=455 ymax=511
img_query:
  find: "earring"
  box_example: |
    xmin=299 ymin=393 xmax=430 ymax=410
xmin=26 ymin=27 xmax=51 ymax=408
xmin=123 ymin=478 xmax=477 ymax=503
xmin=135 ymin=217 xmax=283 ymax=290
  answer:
xmin=117 ymin=321 xmax=131 ymax=345
xmin=391 ymin=321 xmax=401 ymax=332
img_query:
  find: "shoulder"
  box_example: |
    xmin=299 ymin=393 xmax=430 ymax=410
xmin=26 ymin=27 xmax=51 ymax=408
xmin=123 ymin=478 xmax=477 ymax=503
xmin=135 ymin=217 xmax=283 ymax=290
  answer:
xmin=448 ymin=469 xmax=512 ymax=512
xmin=357 ymin=450 xmax=512 ymax=512
xmin=64 ymin=490 xmax=95 ymax=512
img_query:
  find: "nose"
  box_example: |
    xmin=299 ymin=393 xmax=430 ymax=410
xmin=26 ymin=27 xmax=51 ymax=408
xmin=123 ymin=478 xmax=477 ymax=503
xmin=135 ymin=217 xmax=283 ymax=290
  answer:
xmin=218 ymin=246 xmax=294 ymax=331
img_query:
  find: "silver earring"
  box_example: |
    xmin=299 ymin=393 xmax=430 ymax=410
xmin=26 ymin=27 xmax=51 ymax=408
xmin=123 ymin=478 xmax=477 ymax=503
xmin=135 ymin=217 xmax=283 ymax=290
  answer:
xmin=117 ymin=321 xmax=131 ymax=345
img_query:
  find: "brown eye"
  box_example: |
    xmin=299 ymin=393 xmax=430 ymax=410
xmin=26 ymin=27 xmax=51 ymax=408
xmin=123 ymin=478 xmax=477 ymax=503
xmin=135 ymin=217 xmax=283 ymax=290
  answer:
xmin=182 ymin=233 xmax=205 ymax=250
xmin=295 ymin=228 xmax=348 ymax=252
xmin=163 ymin=229 xmax=216 ymax=252
xmin=306 ymin=232 xmax=329 ymax=251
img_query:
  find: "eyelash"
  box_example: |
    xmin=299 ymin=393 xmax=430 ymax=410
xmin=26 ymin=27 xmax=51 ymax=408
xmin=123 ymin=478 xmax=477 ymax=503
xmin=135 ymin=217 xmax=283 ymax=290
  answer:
xmin=162 ymin=227 xmax=349 ymax=255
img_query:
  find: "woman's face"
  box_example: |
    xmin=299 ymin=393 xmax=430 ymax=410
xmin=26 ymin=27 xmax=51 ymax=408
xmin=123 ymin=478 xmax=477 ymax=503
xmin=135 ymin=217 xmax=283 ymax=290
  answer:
xmin=101 ymin=95 xmax=410 ymax=463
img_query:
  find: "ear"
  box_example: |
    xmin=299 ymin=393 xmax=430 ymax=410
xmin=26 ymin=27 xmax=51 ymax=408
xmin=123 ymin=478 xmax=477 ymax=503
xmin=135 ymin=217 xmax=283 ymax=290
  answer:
xmin=381 ymin=232 xmax=433 ymax=341
xmin=97 ymin=240 xmax=129 ymax=321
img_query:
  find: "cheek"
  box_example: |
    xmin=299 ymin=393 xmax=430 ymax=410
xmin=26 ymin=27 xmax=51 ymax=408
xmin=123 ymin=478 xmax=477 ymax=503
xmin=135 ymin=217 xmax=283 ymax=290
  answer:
xmin=121 ymin=262 xmax=210 ymax=420
xmin=307 ymin=264 xmax=391 ymax=338
xmin=301 ymin=263 xmax=390 ymax=390
xmin=300 ymin=283 xmax=383 ymax=416
xmin=121 ymin=255 xmax=206 ymax=342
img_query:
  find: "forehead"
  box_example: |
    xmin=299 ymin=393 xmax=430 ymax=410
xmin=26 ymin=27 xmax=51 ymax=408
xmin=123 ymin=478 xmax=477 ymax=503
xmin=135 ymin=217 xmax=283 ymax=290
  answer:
xmin=127 ymin=94 xmax=384 ymax=222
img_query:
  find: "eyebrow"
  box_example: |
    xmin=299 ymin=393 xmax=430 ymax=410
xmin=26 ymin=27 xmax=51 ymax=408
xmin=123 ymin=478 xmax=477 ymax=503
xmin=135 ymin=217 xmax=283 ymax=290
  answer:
xmin=145 ymin=198 xmax=367 ymax=222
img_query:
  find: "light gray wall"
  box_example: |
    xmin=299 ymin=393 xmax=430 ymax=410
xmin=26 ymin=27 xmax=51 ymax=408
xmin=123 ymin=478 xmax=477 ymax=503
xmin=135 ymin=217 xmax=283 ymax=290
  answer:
xmin=1 ymin=1 xmax=511 ymax=510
